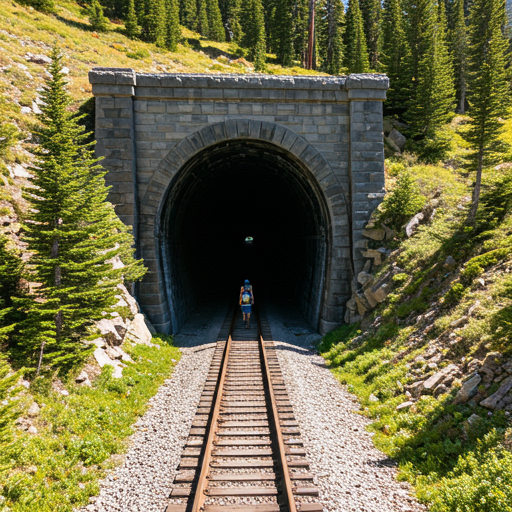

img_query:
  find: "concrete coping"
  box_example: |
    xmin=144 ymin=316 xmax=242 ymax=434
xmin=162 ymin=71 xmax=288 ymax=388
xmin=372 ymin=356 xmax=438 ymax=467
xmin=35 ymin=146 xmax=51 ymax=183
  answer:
xmin=89 ymin=68 xmax=389 ymax=91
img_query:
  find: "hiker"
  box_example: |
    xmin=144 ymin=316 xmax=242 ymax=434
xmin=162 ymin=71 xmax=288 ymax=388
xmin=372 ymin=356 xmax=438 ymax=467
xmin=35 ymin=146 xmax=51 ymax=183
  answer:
xmin=240 ymin=279 xmax=254 ymax=329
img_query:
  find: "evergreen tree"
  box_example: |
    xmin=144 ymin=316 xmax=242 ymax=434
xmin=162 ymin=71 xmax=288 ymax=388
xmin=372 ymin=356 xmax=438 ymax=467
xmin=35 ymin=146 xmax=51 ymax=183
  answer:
xmin=165 ymin=0 xmax=181 ymax=50
xmin=125 ymin=0 xmax=142 ymax=39
xmin=345 ymin=0 xmax=370 ymax=72
xmin=360 ymin=0 xmax=381 ymax=69
xmin=317 ymin=0 xmax=345 ymax=74
xmin=464 ymin=0 xmax=510 ymax=224
xmin=381 ymin=0 xmax=411 ymax=112
xmin=207 ymin=0 xmax=226 ymax=41
xmin=223 ymin=0 xmax=244 ymax=41
xmin=89 ymin=0 xmax=110 ymax=32
xmin=0 ymin=235 xmax=25 ymax=346
xmin=449 ymin=0 xmax=468 ymax=113
xmin=407 ymin=0 xmax=454 ymax=141
xmin=21 ymin=48 xmax=145 ymax=373
xmin=272 ymin=0 xmax=295 ymax=65
xmin=147 ymin=0 xmax=166 ymax=46
xmin=198 ymin=0 xmax=210 ymax=36
xmin=242 ymin=0 xmax=267 ymax=69
xmin=180 ymin=0 xmax=198 ymax=31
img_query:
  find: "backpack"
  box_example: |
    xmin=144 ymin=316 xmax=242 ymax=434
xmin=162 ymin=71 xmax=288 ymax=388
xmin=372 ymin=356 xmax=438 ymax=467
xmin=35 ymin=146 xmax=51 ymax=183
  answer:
xmin=241 ymin=287 xmax=252 ymax=304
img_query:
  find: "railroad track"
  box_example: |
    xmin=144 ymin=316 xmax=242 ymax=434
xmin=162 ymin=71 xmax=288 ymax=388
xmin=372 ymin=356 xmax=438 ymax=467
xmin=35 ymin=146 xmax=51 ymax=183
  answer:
xmin=166 ymin=306 xmax=323 ymax=512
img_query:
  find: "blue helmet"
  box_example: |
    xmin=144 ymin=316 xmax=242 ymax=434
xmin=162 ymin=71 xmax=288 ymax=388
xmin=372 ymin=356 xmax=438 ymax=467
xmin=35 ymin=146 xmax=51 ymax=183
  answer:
xmin=244 ymin=279 xmax=250 ymax=285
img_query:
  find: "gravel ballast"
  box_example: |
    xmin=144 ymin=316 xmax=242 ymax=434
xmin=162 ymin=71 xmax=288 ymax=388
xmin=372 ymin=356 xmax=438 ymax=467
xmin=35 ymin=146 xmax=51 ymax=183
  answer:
xmin=82 ymin=302 xmax=425 ymax=512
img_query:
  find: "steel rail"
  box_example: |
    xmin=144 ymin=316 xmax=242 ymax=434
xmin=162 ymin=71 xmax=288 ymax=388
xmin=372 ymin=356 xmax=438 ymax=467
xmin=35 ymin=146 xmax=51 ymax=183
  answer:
xmin=189 ymin=310 xmax=237 ymax=512
xmin=256 ymin=310 xmax=298 ymax=512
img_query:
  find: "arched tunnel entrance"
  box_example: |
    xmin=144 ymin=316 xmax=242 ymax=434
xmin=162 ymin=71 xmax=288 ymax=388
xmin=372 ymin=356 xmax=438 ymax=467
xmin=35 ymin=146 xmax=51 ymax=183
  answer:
xmin=159 ymin=139 xmax=332 ymax=333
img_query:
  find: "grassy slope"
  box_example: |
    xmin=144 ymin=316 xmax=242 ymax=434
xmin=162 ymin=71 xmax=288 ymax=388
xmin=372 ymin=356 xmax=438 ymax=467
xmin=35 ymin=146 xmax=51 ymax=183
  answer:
xmin=319 ymin=118 xmax=512 ymax=511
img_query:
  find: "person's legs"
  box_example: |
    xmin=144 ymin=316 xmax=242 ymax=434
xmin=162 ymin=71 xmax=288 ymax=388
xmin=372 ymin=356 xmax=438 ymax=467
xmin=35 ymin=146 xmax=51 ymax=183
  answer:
xmin=247 ymin=312 xmax=251 ymax=328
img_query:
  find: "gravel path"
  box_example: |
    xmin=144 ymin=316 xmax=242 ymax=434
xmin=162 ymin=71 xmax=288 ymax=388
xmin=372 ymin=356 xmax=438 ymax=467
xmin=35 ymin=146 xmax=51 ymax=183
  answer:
xmin=267 ymin=302 xmax=425 ymax=512
xmin=82 ymin=300 xmax=425 ymax=512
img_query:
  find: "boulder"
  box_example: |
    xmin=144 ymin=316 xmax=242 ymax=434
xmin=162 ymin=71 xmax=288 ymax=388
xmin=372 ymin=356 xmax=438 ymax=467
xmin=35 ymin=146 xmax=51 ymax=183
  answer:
xmin=357 ymin=271 xmax=373 ymax=286
xmin=111 ymin=316 xmax=128 ymax=340
xmin=106 ymin=347 xmax=123 ymax=360
xmin=93 ymin=348 xmax=115 ymax=368
xmin=91 ymin=337 xmax=107 ymax=349
xmin=454 ymin=374 xmax=481 ymax=404
xmin=434 ymin=384 xmax=449 ymax=396
xmin=450 ymin=316 xmax=468 ymax=328
xmin=346 ymin=297 xmax=357 ymax=312
xmin=369 ymin=394 xmax=379 ymax=402
xmin=405 ymin=212 xmax=424 ymax=238
xmin=405 ymin=380 xmax=425 ymax=398
xmin=362 ymin=249 xmax=384 ymax=266
xmin=480 ymin=375 xmax=512 ymax=410
xmin=75 ymin=370 xmax=91 ymax=386
xmin=385 ymin=136 xmax=401 ymax=154
xmin=354 ymin=293 xmax=371 ymax=316
xmin=27 ymin=402 xmax=40 ymax=417
xmin=362 ymin=227 xmax=386 ymax=241
xmin=96 ymin=318 xmax=123 ymax=346
xmin=388 ymin=128 xmax=406 ymax=150
xmin=396 ymin=401 xmax=414 ymax=411
xmin=24 ymin=52 xmax=52 ymax=65
xmin=443 ymin=255 xmax=457 ymax=269
xmin=422 ymin=364 xmax=458 ymax=394
xmin=467 ymin=414 xmax=481 ymax=426
xmin=126 ymin=313 xmax=152 ymax=345
xmin=370 ymin=283 xmax=389 ymax=303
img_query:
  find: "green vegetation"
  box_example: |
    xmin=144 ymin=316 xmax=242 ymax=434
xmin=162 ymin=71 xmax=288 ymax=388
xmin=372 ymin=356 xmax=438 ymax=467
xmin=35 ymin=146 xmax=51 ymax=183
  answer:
xmin=319 ymin=115 xmax=512 ymax=511
xmin=1 ymin=336 xmax=180 ymax=512
xmin=16 ymin=49 xmax=145 ymax=375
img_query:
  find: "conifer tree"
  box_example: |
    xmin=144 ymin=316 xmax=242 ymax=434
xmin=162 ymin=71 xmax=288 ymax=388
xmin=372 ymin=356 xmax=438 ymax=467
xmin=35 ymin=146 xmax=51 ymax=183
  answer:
xmin=464 ymin=0 xmax=510 ymax=224
xmin=89 ymin=0 xmax=110 ymax=32
xmin=125 ymin=0 xmax=142 ymax=39
xmin=21 ymin=48 xmax=145 ymax=373
xmin=360 ymin=0 xmax=381 ymax=69
xmin=180 ymin=0 xmax=198 ymax=31
xmin=345 ymin=0 xmax=370 ymax=72
xmin=381 ymin=0 xmax=411 ymax=112
xmin=165 ymin=0 xmax=181 ymax=50
xmin=407 ymin=0 xmax=454 ymax=141
xmin=147 ymin=0 xmax=166 ymax=46
xmin=224 ymin=0 xmax=244 ymax=41
xmin=272 ymin=0 xmax=295 ymax=65
xmin=242 ymin=0 xmax=267 ymax=69
xmin=198 ymin=0 xmax=210 ymax=36
xmin=450 ymin=0 xmax=468 ymax=113
xmin=317 ymin=0 xmax=345 ymax=74
xmin=207 ymin=0 xmax=226 ymax=41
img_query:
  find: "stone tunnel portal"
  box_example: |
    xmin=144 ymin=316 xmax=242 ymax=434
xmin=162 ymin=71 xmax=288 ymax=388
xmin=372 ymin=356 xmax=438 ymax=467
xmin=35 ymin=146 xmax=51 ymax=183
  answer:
xmin=160 ymin=139 xmax=331 ymax=333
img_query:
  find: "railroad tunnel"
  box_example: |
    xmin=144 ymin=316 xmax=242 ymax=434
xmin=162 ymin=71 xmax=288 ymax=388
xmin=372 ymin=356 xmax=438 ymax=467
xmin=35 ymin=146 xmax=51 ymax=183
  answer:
xmin=159 ymin=139 xmax=332 ymax=333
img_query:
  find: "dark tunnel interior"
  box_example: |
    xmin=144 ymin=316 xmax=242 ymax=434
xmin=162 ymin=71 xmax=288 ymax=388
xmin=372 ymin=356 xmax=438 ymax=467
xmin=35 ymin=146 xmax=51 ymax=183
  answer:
xmin=159 ymin=139 xmax=330 ymax=332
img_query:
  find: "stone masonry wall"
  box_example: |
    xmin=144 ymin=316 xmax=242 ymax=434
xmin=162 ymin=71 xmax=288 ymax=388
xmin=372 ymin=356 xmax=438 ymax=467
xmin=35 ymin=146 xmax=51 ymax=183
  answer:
xmin=90 ymin=69 xmax=388 ymax=334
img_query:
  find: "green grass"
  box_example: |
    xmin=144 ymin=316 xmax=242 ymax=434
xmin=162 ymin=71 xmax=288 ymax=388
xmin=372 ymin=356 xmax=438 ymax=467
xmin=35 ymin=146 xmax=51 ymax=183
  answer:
xmin=0 ymin=335 xmax=180 ymax=512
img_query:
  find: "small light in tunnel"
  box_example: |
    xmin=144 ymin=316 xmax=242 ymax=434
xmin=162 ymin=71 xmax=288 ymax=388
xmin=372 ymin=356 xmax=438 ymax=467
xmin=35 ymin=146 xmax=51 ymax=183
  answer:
xmin=245 ymin=236 xmax=254 ymax=242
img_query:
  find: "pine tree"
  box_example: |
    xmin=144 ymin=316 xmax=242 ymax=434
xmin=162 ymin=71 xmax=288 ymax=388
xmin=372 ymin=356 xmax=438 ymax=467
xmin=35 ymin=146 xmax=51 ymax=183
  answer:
xmin=207 ymin=0 xmax=226 ymax=41
xmin=147 ymin=0 xmax=166 ymax=46
xmin=360 ymin=0 xmax=381 ymax=69
xmin=180 ymin=0 xmax=198 ymax=31
xmin=449 ymin=0 xmax=468 ymax=113
xmin=407 ymin=0 xmax=454 ymax=140
xmin=272 ymin=0 xmax=295 ymax=65
xmin=464 ymin=0 xmax=510 ymax=224
xmin=242 ymin=0 xmax=267 ymax=69
xmin=317 ymin=0 xmax=345 ymax=74
xmin=345 ymin=0 xmax=370 ymax=72
xmin=89 ymin=0 xmax=110 ymax=32
xmin=223 ymin=0 xmax=244 ymax=41
xmin=381 ymin=0 xmax=411 ymax=112
xmin=125 ymin=0 xmax=142 ymax=39
xmin=198 ymin=0 xmax=210 ymax=36
xmin=165 ymin=0 xmax=181 ymax=50
xmin=21 ymin=48 xmax=145 ymax=373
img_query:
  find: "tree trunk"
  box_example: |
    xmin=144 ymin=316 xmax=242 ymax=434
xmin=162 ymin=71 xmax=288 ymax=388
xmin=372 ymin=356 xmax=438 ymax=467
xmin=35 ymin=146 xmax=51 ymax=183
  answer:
xmin=36 ymin=340 xmax=46 ymax=377
xmin=458 ymin=77 xmax=466 ymax=114
xmin=306 ymin=0 xmax=315 ymax=69
xmin=466 ymin=146 xmax=484 ymax=225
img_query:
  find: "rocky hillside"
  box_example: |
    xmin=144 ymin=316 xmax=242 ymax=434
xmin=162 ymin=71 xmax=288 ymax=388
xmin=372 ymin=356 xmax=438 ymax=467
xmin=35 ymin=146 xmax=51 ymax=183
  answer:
xmin=320 ymin=117 xmax=512 ymax=511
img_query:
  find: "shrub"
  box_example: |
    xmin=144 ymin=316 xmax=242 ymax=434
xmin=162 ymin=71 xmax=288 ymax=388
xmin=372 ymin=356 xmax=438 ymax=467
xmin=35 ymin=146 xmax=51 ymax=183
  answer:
xmin=443 ymin=282 xmax=465 ymax=306
xmin=15 ymin=0 xmax=55 ymax=14
xmin=379 ymin=169 xmax=427 ymax=231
